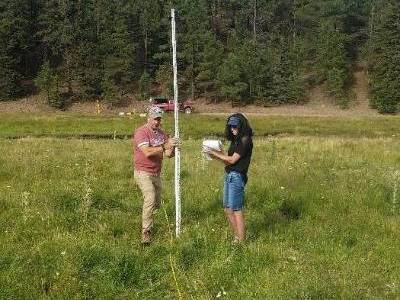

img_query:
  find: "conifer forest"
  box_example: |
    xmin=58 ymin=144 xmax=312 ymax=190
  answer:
xmin=1 ymin=0 xmax=399 ymax=113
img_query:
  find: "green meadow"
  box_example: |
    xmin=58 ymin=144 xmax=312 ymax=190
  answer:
xmin=1 ymin=113 xmax=400 ymax=299
xmin=1 ymin=113 xmax=400 ymax=139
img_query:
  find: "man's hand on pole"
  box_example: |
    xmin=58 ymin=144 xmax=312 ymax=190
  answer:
xmin=165 ymin=137 xmax=181 ymax=150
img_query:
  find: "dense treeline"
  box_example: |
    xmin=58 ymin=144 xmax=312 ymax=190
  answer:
xmin=0 ymin=0 xmax=399 ymax=113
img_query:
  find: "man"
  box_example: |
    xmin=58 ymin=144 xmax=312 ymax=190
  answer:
xmin=133 ymin=106 xmax=179 ymax=244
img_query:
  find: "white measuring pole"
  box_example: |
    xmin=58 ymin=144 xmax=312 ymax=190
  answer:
xmin=171 ymin=9 xmax=181 ymax=236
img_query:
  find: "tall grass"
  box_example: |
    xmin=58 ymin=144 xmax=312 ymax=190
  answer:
xmin=1 ymin=132 xmax=400 ymax=298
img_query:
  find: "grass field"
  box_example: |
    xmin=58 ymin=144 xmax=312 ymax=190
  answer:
xmin=1 ymin=113 xmax=400 ymax=299
xmin=1 ymin=113 xmax=400 ymax=139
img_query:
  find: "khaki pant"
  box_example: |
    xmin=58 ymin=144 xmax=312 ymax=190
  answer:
xmin=134 ymin=170 xmax=162 ymax=233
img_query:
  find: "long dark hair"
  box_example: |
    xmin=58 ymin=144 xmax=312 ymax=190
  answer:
xmin=225 ymin=113 xmax=253 ymax=142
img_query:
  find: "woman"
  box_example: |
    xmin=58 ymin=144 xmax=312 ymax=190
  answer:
xmin=205 ymin=113 xmax=253 ymax=244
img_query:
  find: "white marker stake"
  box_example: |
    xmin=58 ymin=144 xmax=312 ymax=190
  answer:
xmin=171 ymin=9 xmax=181 ymax=236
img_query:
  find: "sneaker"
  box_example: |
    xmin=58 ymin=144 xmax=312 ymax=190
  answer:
xmin=141 ymin=231 xmax=151 ymax=245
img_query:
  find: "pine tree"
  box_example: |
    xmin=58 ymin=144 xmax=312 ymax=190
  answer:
xmin=0 ymin=0 xmax=33 ymax=99
xmin=196 ymin=32 xmax=224 ymax=99
xmin=34 ymin=61 xmax=61 ymax=108
xmin=100 ymin=11 xmax=134 ymax=105
xmin=315 ymin=19 xmax=351 ymax=106
xmin=0 ymin=0 xmax=381 ymax=110
xmin=0 ymin=34 xmax=22 ymax=99
xmin=250 ymin=39 xmax=304 ymax=105
xmin=368 ymin=0 xmax=400 ymax=113
xmin=134 ymin=0 xmax=162 ymax=74
xmin=37 ymin=0 xmax=134 ymax=105
xmin=155 ymin=64 xmax=173 ymax=99
xmin=138 ymin=71 xmax=152 ymax=101
xmin=177 ymin=0 xmax=221 ymax=100
xmin=37 ymin=0 xmax=81 ymax=104
xmin=216 ymin=51 xmax=248 ymax=105
xmin=152 ymin=4 xmax=174 ymax=98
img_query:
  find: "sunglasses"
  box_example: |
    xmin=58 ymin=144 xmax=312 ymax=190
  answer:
xmin=230 ymin=125 xmax=238 ymax=128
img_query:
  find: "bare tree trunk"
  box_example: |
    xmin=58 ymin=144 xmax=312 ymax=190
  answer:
xmin=144 ymin=27 xmax=148 ymax=73
xmin=369 ymin=4 xmax=375 ymax=40
xmin=253 ymin=0 xmax=257 ymax=41
xmin=66 ymin=51 xmax=72 ymax=93
xmin=191 ymin=46 xmax=195 ymax=100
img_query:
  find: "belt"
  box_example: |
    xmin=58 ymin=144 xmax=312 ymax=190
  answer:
xmin=135 ymin=169 xmax=160 ymax=177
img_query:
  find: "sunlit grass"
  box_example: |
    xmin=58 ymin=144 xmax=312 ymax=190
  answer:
xmin=1 ymin=133 xmax=400 ymax=298
xmin=1 ymin=113 xmax=400 ymax=139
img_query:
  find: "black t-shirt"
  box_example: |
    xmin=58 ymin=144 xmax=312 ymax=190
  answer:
xmin=225 ymin=135 xmax=253 ymax=182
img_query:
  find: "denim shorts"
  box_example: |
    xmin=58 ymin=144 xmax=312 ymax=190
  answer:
xmin=223 ymin=171 xmax=245 ymax=211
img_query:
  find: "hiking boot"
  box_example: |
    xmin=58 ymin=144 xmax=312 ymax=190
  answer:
xmin=141 ymin=231 xmax=151 ymax=245
xmin=232 ymin=236 xmax=244 ymax=246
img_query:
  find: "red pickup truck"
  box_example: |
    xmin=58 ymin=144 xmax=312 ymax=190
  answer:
xmin=149 ymin=96 xmax=194 ymax=114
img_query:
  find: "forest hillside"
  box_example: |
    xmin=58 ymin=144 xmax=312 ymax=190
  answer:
xmin=1 ymin=0 xmax=399 ymax=113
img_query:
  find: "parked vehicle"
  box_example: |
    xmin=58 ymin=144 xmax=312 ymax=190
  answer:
xmin=149 ymin=96 xmax=194 ymax=114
